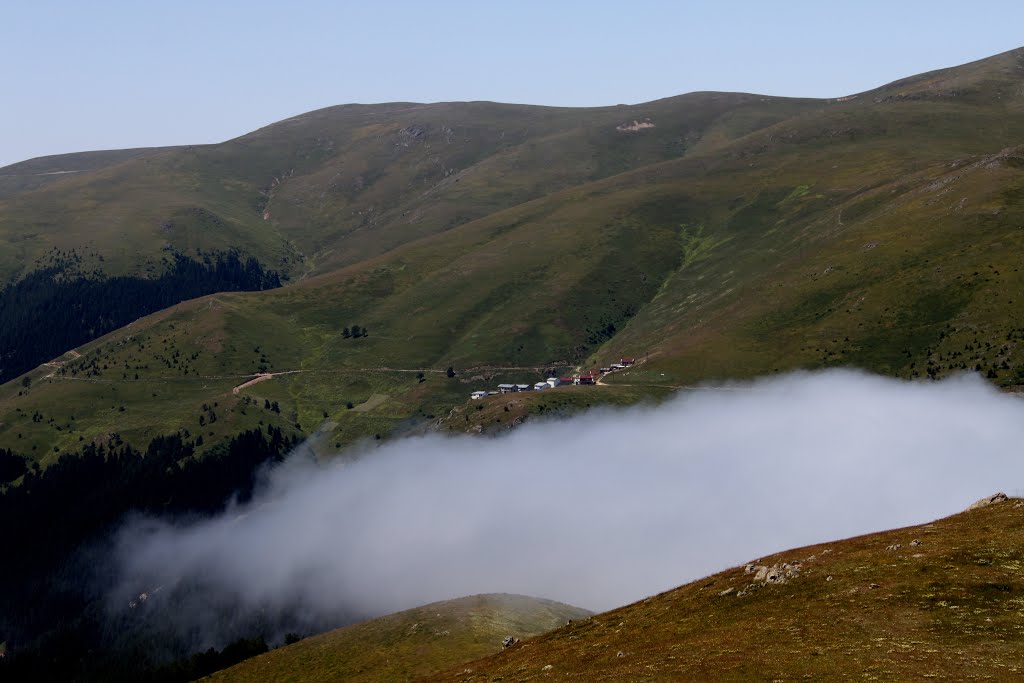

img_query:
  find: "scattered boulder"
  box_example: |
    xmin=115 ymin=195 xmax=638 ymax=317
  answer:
xmin=502 ymin=635 xmax=515 ymax=649
xmin=910 ymin=539 xmax=922 ymax=547
xmin=886 ymin=544 xmax=902 ymax=551
xmin=969 ymin=492 xmax=1008 ymax=510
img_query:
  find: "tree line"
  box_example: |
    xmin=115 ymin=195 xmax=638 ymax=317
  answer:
xmin=0 ymin=250 xmax=281 ymax=384
xmin=0 ymin=425 xmax=299 ymax=682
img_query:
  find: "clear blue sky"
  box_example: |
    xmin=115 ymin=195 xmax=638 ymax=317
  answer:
xmin=3 ymin=0 xmax=1023 ymax=168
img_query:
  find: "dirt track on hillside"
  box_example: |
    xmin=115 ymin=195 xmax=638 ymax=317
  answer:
xmin=231 ymin=370 xmax=303 ymax=394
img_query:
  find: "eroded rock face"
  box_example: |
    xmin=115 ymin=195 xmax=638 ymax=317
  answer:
xmin=968 ymin=492 xmax=1008 ymax=510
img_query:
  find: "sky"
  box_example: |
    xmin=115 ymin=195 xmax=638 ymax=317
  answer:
xmin=3 ymin=0 xmax=1024 ymax=168
xmin=112 ymin=370 xmax=1024 ymax=649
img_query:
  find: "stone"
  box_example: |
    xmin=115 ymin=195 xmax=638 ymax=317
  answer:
xmin=542 ymin=664 xmax=553 ymax=671
xmin=502 ymin=635 xmax=515 ymax=648
xmin=968 ymin=492 xmax=1009 ymax=510
xmin=910 ymin=539 xmax=922 ymax=547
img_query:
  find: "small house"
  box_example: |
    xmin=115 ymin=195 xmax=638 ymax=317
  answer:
xmin=517 ymin=384 xmax=532 ymax=391
xmin=575 ymin=373 xmax=596 ymax=385
xmin=497 ymin=383 xmax=518 ymax=394
xmin=558 ymin=377 xmax=573 ymax=385
xmin=470 ymin=391 xmax=488 ymax=400
xmin=534 ymin=382 xmax=548 ymax=391
xmin=600 ymin=367 xmax=611 ymax=373
xmin=621 ymin=358 xmax=636 ymax=366
xmin=546 ymin=377 xmax=561 ymax=388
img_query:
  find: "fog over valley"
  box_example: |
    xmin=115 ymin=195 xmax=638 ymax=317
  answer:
xmin=111 ymin=370 xmax=1023 ymax=646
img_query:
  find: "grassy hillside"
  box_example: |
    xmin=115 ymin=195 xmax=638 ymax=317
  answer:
xmin=425 ymin=496 xmax=1024 ymax=681
xmin=0 ymin=94 xmax=812 ymax=282
xmin=204 ymin=594 xmax=590 ymax=683
xmin=0 ymin=147 xmax=180 ymax=199
xmin=3 ymin=48 xmax=1024 ymax=461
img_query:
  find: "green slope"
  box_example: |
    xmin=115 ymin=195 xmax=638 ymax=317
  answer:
xmin=3 ymin=48 xmax=1024 ymax=460
xmin=425 ymin=497 xmax=1024 ymax=682
xmin=0 ymin=147 xmax=181 ymax=199
xmin=203 ymin=594 xmax=590 ymax=683
xmin=0 ymin=94 xmax=813 ymax=282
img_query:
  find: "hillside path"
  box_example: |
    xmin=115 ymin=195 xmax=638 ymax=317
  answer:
xmin=232 ymin=370 xmax=302 ymax=394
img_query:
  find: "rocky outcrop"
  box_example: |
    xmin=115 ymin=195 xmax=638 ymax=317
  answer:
xmin=616 ymin=119 xmax=655 ymax=132
xmin=968 ymin=492 xmax=1008 ymax=510
xmin=735 ymin=560 xmax=804 ymax=596
xmin=746 ymin=561 xmax=802 ymax=585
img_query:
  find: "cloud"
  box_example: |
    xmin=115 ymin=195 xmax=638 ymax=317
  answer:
xmin=111 ymin=369 xmax=1024 ymax=641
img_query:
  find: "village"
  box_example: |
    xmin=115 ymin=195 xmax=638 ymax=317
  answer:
xmin=469 ymin=357 xmax=636 ymax=400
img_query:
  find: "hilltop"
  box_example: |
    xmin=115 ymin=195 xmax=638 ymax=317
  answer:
xmin=422 ymin=495 xmax=1024 ymax=681
xmin=204 ymin=594 xmax=590 ymax=683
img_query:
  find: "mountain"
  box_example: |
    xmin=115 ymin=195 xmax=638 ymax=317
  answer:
xmin=422 ymin=495 xmax=1024 ymax=681
xmin=4 ymin=47 xmax=1024 ymax=682
xmin=204 ymin=594 xmax=590 ymax=683
xmin=3 ymin=48 xmax=1024 ymax=461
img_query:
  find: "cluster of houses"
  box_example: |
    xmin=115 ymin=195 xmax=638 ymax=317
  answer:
xmin=470 ymin=358 xmax=636 ymax=400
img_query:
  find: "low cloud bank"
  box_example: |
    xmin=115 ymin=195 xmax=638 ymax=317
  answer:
xmin=113 ymin=370 xmax=1024 ymax=633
